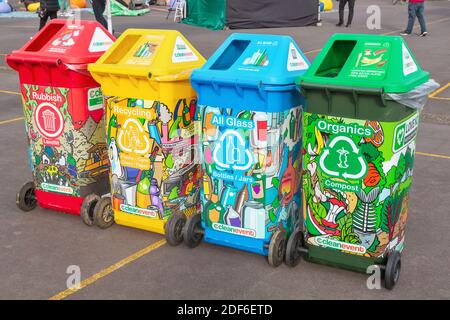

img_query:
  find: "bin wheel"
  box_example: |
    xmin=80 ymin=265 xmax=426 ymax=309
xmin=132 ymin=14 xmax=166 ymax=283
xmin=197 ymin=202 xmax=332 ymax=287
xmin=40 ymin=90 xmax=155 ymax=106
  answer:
xmin=80 ymin=194 xmax=100 ymax=226
xmin=16 ymin=181 xmax=37 ymax=212
xmin=93 ymin=196 xmax=115 ymax=229
xmin=384 ymin=251 xmax=401 ymax=290
xmin=285 ymin=229 xmax=304 ymax=267
xmin=268 ymin=230 xmax=286 ymax=267
xmin=183 ymin=213 xmax=203 ymax=248
xmin=164 ymin=213 xmax=186 ymax=246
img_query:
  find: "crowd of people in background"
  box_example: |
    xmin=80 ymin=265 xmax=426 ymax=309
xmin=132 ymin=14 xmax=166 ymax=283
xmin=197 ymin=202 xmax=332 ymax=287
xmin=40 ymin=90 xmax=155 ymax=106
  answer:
xmin=35 ymin=0 xmax=428 ymax=37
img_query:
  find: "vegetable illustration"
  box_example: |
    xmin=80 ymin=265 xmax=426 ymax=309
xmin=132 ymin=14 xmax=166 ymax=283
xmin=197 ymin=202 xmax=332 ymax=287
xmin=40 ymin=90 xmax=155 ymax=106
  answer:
xmin=364 ymin=163 xmax=381 ymax=187
xmin=352 ymin=187 xmax=380 ymax=234
xmin=364 ymin=121 xmax=384 ymax=147
xmin=361 ymin=55 xmax=383 ymax=67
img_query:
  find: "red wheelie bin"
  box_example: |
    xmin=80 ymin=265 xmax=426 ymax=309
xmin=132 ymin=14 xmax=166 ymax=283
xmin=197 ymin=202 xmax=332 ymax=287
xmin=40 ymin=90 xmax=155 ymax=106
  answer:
xmin=6 ymin=20 xmax=115 ymax=225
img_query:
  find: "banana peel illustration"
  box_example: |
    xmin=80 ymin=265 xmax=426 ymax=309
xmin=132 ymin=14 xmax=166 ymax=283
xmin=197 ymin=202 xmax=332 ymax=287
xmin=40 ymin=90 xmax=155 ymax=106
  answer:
xmin=361 ymin=54 xmax=383 ymax=67
xmin=315 ymin=126 xmax=325 ymax=155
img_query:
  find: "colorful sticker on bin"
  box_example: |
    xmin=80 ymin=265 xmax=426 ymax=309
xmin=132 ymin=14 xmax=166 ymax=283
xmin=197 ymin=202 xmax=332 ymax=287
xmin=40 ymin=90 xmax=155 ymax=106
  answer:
xmin=88 ymin=87 xmax=104 ymax=111
xmin=287 ymin=42 xmax=308 ymax=71
xmin=172 ymin=36 xmax=198 ymax=63
xmin=392 ymin=113 xmax=419 ymax=152
xmin=402 ymin=43 xmax=418 ymax=76
xmin=88 ymin=27 xmax=114 ymax=53
xmin=349 ymin=42 xmax=390 ymax=80
xmin=48 ymin=29 xmax=81 ymax=53
xmin=34 ymin=102 xmax=64 ymax=146
xmin=243 ymin=49 xmax=269 ymax=67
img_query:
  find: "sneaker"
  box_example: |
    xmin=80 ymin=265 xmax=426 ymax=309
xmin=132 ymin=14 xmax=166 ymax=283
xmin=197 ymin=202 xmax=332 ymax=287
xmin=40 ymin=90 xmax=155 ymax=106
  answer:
xmin=419 ymin=31 xmax=428 ymax=37
xmin=346 ymin=23 xmax=351 ymax=28
xmin=336 ymin=22 xmax=343 ymax=27
xmin=400 ymin=31 xmax=411 ymax=36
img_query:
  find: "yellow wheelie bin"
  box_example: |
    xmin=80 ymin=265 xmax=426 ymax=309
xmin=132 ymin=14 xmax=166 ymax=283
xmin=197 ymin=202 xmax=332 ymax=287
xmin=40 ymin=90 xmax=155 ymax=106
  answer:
xmin=88 ymin=30 xmax=205 ymax=241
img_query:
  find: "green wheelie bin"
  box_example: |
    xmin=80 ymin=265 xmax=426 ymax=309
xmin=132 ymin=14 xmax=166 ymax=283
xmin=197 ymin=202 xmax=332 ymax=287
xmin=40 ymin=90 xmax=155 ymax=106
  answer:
xmin=286 ymin=34 xmax=438 ymax=289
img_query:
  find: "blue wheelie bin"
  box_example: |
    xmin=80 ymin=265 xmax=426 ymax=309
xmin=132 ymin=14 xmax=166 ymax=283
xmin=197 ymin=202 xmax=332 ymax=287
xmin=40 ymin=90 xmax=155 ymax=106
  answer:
xmin=166 ymin=33 xmax=310 ymax=266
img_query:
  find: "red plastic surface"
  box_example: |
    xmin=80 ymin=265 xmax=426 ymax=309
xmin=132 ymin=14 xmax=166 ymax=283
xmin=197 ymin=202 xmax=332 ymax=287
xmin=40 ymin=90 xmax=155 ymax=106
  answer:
xmin=35 ymin=190 xmax=84 ymax=216
xmin=6 ymin=19 xmax=115 ymax=88
xmin=6 ymin=20 xmax=115 ymax=216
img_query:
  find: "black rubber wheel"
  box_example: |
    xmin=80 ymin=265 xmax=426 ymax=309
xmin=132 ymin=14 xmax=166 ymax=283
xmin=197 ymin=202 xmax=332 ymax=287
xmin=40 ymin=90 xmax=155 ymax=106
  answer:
xmin=93 ymin=196 xmax=115 ymax=229
xmin=80 ymin=194 xmax=100 ymax=226
xmin=268 ymin=230 xmax=286 ymax=267
xmin=384 ymin=251 xmax=401 ymax=290
xmin=164 ymin=213 xmax=186 ymax=246
xmin=285 ymin=229 xmax=304 ymax=267
xmin=16 ymin=181 xmax=37 ymax=212
xmin=183 ymin=213 xmax=203 ymax=248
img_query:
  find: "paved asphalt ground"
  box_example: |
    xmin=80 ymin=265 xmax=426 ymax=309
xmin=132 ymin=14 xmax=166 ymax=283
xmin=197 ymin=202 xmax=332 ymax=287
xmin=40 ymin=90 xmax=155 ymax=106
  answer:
xmin=0 ymin=0 xmax=449 ymax=300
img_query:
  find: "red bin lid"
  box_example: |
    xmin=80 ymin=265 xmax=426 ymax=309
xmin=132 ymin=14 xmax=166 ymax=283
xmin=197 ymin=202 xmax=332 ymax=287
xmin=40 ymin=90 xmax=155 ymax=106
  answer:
xmin=7 ymin=19 xmax=115 ymax=67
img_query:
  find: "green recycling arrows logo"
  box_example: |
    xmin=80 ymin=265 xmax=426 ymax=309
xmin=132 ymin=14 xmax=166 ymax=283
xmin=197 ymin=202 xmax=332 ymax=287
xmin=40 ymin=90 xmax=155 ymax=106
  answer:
xmin=319 ymin=135 xmax=368 ymax=180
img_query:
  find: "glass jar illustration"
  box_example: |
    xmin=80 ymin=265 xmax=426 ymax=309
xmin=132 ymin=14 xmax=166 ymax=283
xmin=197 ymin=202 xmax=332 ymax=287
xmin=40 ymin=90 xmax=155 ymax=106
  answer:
xmin=243 ymin=200 xmax=266 ymax=238
xmin=203 ymin=106 xmax=220 ymax=142
xmin=250 ymin=112 xmax=268 ymax=149
xmin=224 ymin=206 xmax=241 ymax=227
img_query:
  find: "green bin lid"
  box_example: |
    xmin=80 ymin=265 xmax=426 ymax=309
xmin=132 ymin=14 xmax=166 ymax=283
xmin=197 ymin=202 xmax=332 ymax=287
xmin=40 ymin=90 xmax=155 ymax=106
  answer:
xmin=298 ymin=34 xmax=429 ymax=93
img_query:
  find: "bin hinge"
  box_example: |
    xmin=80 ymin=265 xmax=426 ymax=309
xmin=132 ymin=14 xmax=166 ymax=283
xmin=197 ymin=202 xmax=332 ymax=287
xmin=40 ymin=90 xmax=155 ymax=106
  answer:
xmin=352 ymin=90 xmax=359 ymax=118
xmin=325 ymin=87 xmax=332 ymax=114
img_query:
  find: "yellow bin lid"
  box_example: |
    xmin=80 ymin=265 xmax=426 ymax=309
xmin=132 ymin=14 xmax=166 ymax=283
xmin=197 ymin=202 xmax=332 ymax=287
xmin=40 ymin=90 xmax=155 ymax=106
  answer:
xmin=88 ymin=29 xmax=205 ymax=99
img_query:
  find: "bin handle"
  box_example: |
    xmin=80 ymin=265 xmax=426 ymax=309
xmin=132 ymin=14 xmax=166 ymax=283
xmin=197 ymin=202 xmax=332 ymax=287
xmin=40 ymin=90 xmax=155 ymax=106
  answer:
xmin=6 ymin=55 xmax=61 ymax=68
xmin=234 ymin=80 xmax=244 ymax=98
xmin=300 ymin=82 xmax=383 ymax=95
xmin=211 ymin=78 xmax=221 ymax=95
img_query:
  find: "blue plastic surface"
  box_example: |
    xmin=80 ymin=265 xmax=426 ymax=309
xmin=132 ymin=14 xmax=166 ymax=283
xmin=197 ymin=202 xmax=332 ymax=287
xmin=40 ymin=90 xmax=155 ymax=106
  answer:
xmin=191 ymin=33 xmax=310 ymax=112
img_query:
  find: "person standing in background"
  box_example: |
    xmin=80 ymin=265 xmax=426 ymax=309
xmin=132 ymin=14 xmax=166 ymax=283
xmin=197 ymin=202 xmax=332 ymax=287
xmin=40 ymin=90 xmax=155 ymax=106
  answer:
xmin=336 ymin=0 xmax=355 ymax=28
xmin=59 ymin=0 xmax=73 ymax=17
xmin=92 ymin=0 xmax=108 ymax=29
xmin=401 ymin=0 xmax=428 ymax=37
xmin=38 ymin=0 xmax=59 ymax=30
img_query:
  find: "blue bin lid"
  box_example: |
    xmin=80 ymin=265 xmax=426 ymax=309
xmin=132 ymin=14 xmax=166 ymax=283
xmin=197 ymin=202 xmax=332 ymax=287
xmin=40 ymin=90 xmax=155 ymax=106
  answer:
xmin=191 ymin=33 xmax=310 ymax=89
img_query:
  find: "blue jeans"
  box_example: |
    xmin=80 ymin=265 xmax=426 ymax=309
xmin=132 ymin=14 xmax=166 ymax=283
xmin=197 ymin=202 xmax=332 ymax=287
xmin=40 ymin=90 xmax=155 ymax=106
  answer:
xmin=406 ymin=2 xmax=427 ymax=33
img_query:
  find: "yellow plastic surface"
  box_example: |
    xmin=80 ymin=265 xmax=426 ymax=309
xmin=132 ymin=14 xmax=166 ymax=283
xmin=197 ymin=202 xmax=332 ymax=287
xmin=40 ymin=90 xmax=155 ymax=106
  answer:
xmin=88 ymin=29 xmax=206 ymax=101
xmin=321 ymin=0 xmax=333 ymax=11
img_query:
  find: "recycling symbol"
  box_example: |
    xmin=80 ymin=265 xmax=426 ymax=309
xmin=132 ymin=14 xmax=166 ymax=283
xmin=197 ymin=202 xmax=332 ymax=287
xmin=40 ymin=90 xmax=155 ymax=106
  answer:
xmin=396 ymin=127 xmax=405 ymax=147
xmin=319 ymin=135 xmax=368 ymax=180
xmin=117 ymin=118 xmax=151 ymax=155
xmin=213 ymin=129 xmax=253 ymax=171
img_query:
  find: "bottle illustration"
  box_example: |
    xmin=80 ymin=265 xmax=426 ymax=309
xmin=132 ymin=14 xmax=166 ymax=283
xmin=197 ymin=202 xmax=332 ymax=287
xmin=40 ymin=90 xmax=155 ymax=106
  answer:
xmin=250 ymin=112 xmax=268 ymax=149
xmin=202 ymin=174 xmax=212 ymax=201
xmin=265 ymin=113 xmax=281 ymax=177
xmin=149 ymin=178 xmax=164 ymax=219
xmin=203 ymin=107 xmax=220 ymax=142
xmin=224 ymin=207 xmax=241 ymax=227
xmin=181 ymin=99 xmax=192 ymax=127
xmin=220 ymin=184 xmax=238 ymax=208
xmin=251 ymin=162 xmax=265 ymax=203
xmin=136 ymin=172 xmax=151 ymax=209
xmin=205 ymin=181 xmax=224 ymax=226
xmin=280 ymin=153 xmax=295 ymax=204
xmin=243 ymin=200 xmax=266 ymax=238
xmin=108 ymin=114 xmax=118 ymax=142
xmin=234 ymin=183 xmax=250 ymax=214
xmin=289 ymin=111 xmax=297 ymax=141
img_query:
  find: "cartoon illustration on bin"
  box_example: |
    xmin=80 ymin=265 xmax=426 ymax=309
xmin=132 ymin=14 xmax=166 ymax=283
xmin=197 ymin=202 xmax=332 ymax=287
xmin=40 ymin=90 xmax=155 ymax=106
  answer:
xmin=199 ymin=106 xmax=303 ymax=245
xmin=21 ymin=84 xmax=108 ymax=197
xmin=102 ymin=96 xmax=200 ymax=229
xmin=302 ymin=113 xmax=418 ymax=258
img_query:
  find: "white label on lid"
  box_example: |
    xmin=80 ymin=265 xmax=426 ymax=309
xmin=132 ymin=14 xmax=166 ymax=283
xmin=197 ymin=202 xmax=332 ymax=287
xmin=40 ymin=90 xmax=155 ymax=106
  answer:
xmin=88 ymin=27 xmax=114 ymax=53
xmin=402 ymin=43 xmax=418 ymax=76
xmin=172 ymin=36 xmax=198 ymax=63
xmin=287 ymin=42 xmax=308 ymax=71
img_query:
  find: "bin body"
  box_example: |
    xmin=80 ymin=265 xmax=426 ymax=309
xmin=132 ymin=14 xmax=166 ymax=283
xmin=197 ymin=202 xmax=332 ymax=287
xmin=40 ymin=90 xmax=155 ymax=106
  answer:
xmin=192 ymin=34 xmax=310 ymax=255
xmin=89 ymin=30 xmax=205 ymax=234
xmin=6 ymin=20 xmax=115 ymax=215
xmin=299 ymin=34 xmax=429 ymax=272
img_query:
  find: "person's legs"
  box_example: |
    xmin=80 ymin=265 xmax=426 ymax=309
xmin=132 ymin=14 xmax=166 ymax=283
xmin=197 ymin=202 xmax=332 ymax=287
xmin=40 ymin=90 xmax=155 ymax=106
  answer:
xmin=405 ymin=2 xmax=416 ymax=34
xmin=39 ymin=11 xmax=49 ymax=30
xmin=48 ymin=10 xmax=58 ymax=20
xmin=347 ymin=0 xmax=355 ymax=26
xmin=92 ymin=0 xmax=108 ymax=29
xmin=337 ymin=0 xmax=347 ymax=26
xmin=416 ymin=2 xmax=427 ymax=33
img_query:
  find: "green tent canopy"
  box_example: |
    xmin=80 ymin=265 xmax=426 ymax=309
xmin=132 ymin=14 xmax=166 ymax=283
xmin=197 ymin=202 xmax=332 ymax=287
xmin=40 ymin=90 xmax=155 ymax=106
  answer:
xmin=182 ymin=0 xmax=226 ymax=30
